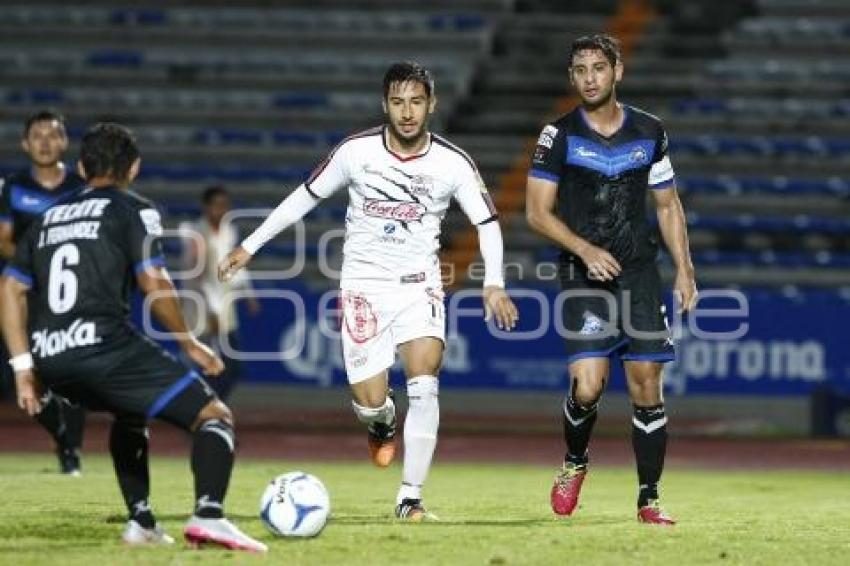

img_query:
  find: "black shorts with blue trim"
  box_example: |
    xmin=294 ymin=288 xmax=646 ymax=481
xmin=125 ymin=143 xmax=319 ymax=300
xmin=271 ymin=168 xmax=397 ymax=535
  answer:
xmin=559 ymin=259 xmax=674 ymax=364
xmin=38 ymin=334 xmax=216 ymax=429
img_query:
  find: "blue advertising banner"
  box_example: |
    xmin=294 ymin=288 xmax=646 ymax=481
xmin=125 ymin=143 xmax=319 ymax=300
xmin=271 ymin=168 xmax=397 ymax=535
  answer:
xmin=206 ymin=284 xmax=849 ymax=397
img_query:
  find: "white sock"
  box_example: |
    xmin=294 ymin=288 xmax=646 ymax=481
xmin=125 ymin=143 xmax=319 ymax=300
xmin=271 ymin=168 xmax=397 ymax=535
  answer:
xmin=397 ymin=375 xmax=439 ymax=504
xmin=351 ymin=396 xmax=395 ymax=427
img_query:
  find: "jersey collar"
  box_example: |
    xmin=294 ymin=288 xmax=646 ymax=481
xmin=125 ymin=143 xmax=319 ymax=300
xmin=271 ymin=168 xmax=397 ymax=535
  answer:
xmin=381 ymin=125 xmax=432 ymax=162
xmin=578 ymin=104 xmax=630 ymax=140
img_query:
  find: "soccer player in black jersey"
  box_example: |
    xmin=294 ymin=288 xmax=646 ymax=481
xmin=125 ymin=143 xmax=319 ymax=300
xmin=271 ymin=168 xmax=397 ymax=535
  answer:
xmin=526 ymin=34 xmax=697 ymax=524
xmin=0 ymin=123 xmax=266 ymax=551
xmin=0 ymin=110 xmax=87 ymax=475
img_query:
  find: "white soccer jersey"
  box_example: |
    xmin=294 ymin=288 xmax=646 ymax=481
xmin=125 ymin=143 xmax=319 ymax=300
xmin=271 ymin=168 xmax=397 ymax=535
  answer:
xmin=305 ymin=126 xmax=497 ymax=285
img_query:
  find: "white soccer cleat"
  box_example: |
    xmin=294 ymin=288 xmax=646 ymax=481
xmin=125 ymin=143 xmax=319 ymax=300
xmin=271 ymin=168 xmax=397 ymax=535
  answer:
xmin=184 ymin=516 xmax=268 ymax=553
xmin=122 ymin=520 xmax=175 ymax=545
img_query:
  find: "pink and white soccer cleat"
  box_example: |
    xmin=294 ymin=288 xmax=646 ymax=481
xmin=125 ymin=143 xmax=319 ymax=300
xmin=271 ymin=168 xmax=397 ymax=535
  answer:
xmin=637 ymin=500 xmax=676 ymax=525
xmin=184 ymin=516 xmax=268 ymax=552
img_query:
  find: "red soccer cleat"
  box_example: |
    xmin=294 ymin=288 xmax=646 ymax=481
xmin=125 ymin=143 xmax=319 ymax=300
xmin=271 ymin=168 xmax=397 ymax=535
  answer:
xmin=550 ymin=462 xmax=587 ymax=516
xmin=637 ymin=500 xmax=676 ymax=525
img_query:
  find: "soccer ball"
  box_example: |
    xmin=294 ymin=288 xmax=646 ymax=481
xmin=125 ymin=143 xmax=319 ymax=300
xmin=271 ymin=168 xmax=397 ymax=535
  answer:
xmin=259 ymin=471 xmax=330 ymax=537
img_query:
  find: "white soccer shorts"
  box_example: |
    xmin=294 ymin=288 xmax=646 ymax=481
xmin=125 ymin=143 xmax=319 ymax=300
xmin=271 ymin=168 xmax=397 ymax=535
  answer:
xmin=339 ymin=283 xmax=445 ymax=384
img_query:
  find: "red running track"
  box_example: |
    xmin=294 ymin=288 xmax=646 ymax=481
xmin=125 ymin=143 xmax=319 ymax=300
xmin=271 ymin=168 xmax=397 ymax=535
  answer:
xmin=1 ymin=404 xmax=848 ymax=470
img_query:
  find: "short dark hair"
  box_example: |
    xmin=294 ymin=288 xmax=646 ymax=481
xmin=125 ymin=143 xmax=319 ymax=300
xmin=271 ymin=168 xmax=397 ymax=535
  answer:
xmin=79 ymin=122 xmax=140 ymax=182
xmin=382 ymin=61 xmax=434 ymax=99
xmin=23 ymin=109 xmax=67 ymax=138
xmin=569 ymin=34 xmax=621 ymax=68
xmin=201 ymin=184 xmax=229 ymax=205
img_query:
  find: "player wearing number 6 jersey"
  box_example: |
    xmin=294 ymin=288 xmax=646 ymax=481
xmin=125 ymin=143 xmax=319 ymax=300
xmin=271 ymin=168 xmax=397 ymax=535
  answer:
xmin=219 ymin=61 xmax=519 ymax=521
xmin=0 ymin=123 xmax=266 ymax=552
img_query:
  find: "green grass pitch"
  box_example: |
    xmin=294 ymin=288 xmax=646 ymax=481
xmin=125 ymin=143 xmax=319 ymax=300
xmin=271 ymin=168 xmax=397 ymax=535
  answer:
xmin=1 ymin=454 xmax=849 ymax=565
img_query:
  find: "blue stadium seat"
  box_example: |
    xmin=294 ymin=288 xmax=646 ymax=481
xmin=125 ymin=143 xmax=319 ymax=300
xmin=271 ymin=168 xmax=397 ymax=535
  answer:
xmin=273 ymin=93 xmax=329 ymax=109
xmin=680 ymin=176 xmax=849 ymax=196
xmin=109 ymin=9 xmax=167 ymax=26
xmin=139 ymin=164 xmax=311 ymax=183
xmin=86 ymin=50 xmax=144 ymax=67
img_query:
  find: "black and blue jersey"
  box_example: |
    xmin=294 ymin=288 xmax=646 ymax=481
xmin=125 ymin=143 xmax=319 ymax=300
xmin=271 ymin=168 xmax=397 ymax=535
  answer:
xmin=3 ymin=187 xmax=166 ymax=367
xmin=0 ymin=167 xmax=86 ymax=242
xmin=529 ymin=105 xmax=675 ymax=270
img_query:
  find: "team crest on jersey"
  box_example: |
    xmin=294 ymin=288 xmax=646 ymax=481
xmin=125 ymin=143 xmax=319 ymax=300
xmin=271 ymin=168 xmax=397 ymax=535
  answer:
xmin=342 ymin=292 xmax=378 ymax=344
xmin=629 ymin=146 xmax=649 ymax=165
xmin=410 ymin=175 xmax=434 ymax=197
xmin=537 ymin=125 xmax=558 ymax=149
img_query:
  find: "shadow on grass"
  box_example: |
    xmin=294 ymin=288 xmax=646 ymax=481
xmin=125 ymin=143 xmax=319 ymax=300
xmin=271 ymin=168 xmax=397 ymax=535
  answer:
xmin=328 ymin=515 xmax=623 ymax=527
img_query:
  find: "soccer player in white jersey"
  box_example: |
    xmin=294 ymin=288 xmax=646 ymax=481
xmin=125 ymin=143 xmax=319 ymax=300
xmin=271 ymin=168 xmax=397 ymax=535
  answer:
xmin=219 ymin=62 xmax=518 ymax=520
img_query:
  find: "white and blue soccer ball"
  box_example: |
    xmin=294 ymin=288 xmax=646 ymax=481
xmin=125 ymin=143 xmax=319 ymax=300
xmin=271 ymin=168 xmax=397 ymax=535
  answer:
xmin=259 ymin=471 xmax=330 ymax=537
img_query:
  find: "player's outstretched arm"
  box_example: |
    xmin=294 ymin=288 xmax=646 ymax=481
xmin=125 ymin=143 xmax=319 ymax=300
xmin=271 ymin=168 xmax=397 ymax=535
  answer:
xmin=526 ymin=176 xmax=621 ymax=280
xmin=476 ymin=221 xmax=519 ymax=331
xmin=652 ymin=185 xmax=697 ymax=313
xmin=218 ymin=185 xmax=320 ymax=282
xmin=136 ymin=266 xmax=224 ymax=376
xmin=218 ymin=246 xmax=252 ymax=283
xmin=0 ymin=275 xmax=42 ymax=415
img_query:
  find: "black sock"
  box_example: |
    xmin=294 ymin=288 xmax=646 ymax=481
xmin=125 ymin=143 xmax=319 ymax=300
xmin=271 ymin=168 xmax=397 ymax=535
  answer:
xmin=110 ymin=415 xmax=154 ymax=528
xmin=562 ymin=385 xmax=598 ymax=466
xmin=192 ymin=419 xmax=235 ymax=519
xmin=34 ymin=394 xmax=67 ymax=447
xmin=632 ymin=404 xmax=668 ymax=507
xmin=62 ymin=402 xmax=86 ymax=452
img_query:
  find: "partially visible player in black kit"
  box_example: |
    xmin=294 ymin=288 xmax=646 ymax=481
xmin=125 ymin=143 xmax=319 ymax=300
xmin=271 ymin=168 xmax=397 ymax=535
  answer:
xmin=526 ymin=35 xmax=697 ymax=524
xmin=0 ymin=110 xmax=86 ymax=475
xmin=0 ymin=123 xmax=266 ymax=551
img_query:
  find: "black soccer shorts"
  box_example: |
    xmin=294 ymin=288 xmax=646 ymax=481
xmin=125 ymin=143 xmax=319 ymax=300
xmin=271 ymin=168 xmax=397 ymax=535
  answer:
xmin=40 ymin=334 xmax=217 ymax=430
xmin=558 ymin=260 xmax=675 ymax=365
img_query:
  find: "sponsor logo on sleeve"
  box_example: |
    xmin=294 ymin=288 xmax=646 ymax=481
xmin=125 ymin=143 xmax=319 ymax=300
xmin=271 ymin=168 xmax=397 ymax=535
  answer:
xmin=139 ymin=208 xmax=163 ymax=236
xmin=536 ymin=125 xmax=558 ymax=149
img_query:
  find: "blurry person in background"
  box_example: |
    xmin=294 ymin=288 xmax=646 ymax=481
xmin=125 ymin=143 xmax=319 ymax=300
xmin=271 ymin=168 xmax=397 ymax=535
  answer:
xmin=180 ymin=185 xmax=260 ymax=401
xmin=0 ymin=109 xmax=87 ymax=475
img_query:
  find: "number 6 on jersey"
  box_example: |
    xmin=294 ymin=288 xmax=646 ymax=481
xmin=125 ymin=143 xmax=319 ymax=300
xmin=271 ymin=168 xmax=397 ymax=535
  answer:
xmin=48 ymin=243 xmax=80 ymax=314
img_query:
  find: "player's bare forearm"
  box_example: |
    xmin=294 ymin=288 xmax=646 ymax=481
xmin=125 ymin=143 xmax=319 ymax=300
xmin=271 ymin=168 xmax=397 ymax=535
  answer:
xmin=654 ymin=187 xmax=698 ymax=312
xmin=526 ymin=177 xmax=589 ymax=256
xmin=137 ymin=266 xmax=225 ymax=376
xmin=526 ymin=176 xmax=620 ymax=279
xmin=136 ymin=266 xmax=195 ymax=349
xmin=654 ymin=190 xmax=694 ymax=276
xmin=0 ymin=276 xmax=31 ymax=356
xmin=0 ymin=224 xmax=15 ymax=260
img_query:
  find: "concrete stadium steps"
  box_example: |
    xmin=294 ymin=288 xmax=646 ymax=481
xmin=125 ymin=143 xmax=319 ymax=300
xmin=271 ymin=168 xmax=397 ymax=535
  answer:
xmin=17 ymin=0 xmax=514 ymax=13
xmin=0 ymin=106 xmax=373 ymax=132
xmin=2 ymin=0 xmax=846 ymax=285
xmin=0 ymin=67 xmax=471 ymax=97
xmin=0 ymin=26 xmax=491 ymax=56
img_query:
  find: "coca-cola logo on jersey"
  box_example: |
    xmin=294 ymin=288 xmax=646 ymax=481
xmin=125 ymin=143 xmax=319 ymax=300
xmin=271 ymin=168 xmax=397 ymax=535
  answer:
xmin=363 ymin=199 xmax=425 ymax=221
